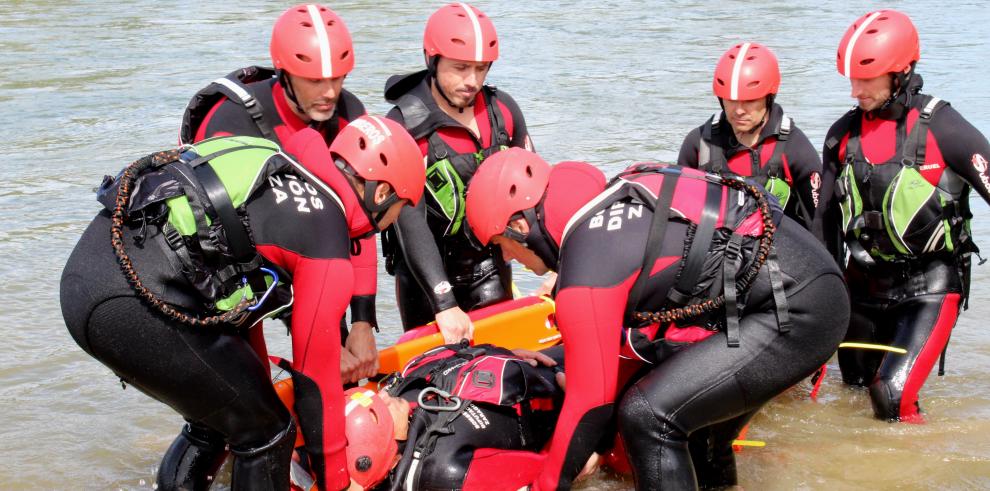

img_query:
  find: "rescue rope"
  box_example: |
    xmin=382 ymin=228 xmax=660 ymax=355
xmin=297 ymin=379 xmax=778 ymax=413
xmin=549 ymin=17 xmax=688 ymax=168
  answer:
xmin=631 ymin=177 xmax=776 ymax=325
xmin=109 ymin=149 xmax=253 ymax=327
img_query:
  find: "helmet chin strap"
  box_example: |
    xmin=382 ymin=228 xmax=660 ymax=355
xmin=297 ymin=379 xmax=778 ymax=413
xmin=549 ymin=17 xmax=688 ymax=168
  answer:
xmin=334 ymin=158 xmax=398 ymax=237
xmin=520 ymin=205 xmax=560 ymax=270
xmin=876 ymin=64 xmax=917 ymax=118
xmin=277 ymin=70 xmax=307 ymax=116
xmin=427 ymin=56 xmax=477 ymax=114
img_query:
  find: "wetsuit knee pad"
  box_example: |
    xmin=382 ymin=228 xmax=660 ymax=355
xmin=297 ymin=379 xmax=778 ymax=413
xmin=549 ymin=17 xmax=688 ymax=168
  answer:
xmin=157 ymin=423 xmax=228 ymax=491
xmin=230 ymin=418 xmax=296 ymax=491
xmin=618 ymin=386 xmax=696 ymax=490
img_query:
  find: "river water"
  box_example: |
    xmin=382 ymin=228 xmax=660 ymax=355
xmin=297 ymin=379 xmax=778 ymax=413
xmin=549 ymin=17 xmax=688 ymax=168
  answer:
xmin=2 ymin=0 xmax=989 ymax=489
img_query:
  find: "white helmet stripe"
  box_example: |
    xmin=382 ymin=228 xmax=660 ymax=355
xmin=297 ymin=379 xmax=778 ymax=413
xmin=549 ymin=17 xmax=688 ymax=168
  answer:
xmin=844 ymin=11 xmax=883 ymax=78
xmin=368 ymin=115 xmax=393 ymax=137
xmin=730 ymin=42 xmax=751 ymax=101
xmin=458 ymin=2 xmax=484 ymax=61
xmin=344 ymin=389 xmax=377 ymax=415
xmin=306 ymin=4 xmax=334 ymax=78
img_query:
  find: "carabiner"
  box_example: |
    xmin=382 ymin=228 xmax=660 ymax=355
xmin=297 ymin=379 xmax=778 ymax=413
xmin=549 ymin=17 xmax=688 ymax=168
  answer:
xmin=247 ymin=268 xmax=280 ymax=312
xmin=417 ymin=387 xmax=463 ymax=412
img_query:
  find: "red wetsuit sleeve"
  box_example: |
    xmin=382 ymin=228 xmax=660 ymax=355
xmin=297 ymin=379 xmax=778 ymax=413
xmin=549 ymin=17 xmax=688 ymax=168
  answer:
xmin=534 ymin=276 xmax=635 ymax=491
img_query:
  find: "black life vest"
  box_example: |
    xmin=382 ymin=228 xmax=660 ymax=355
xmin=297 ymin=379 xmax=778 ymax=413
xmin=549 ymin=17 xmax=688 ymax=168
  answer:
xmin=386 ymin=70 xmax=511 ymax=237
xmin=561 ymin=164 xmax=788 ymax=351
xmin=179 ymin=66 xmax=281 ymax=145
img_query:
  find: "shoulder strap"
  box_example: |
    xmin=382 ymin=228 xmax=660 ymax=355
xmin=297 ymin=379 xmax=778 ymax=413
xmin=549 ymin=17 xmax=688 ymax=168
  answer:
xmin=667 ymin=181 xmax=723 ymax=306
xmin=624 ymin=172 xmax=680 ymax=325
xmin=903 ymin=95 xmax=947 ymax=167
xmin=699 ymin=112 xmax=726 ymax=172
xmin=181 ymin=68 xmax=280 ymax=145
xmin=764 ymin=114 xmax=791 ymax=179
xmin=483 ymin=86 xmax=510 ymax=148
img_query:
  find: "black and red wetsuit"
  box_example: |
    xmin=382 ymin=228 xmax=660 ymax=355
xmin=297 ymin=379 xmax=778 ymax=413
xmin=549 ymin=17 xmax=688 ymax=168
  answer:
xmin=678 ymin=103 xmax=822 ymax=228
xmin=60 ymin=129 xmax=372 ymax=490
xmin=816 ymin=74 xmax=990 ymax=422
xmin=383 ymin=70 xmax=533 ymax=328
xmin=529 ymin=164 xmax=847 ymax=490
xmin=186 ymin=74 xmax=379 ymax=338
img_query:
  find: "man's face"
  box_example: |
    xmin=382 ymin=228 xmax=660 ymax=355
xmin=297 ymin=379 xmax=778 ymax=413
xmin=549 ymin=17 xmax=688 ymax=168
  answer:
xmin=491 ymin=218 xmax=550 ymax=276
xmin=722 ymin=98 xmax=768 ymax=134
xmin=850 ymin=74 xmax=894 ymax=112
xmin=286 ymin=73 xmax=346 ymax=122
xmin=434 ymin=57 xmax=490 ymax=108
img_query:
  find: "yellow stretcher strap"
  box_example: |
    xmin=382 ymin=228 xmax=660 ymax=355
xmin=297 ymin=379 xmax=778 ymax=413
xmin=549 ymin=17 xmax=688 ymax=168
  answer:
xmin=838 ymin=342 xmax=908 ymax=354
xmin=731 ymin=439 xmax=766 ymax=447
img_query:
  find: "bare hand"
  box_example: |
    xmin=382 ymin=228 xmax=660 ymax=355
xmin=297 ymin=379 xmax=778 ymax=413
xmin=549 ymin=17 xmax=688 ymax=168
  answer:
xmin=339 ymin=348 xmax=362 ymax=384
xmin=344 ymin=321 xmax=379 ymax=381
xmin=511 ymin=348 xmax=557 ymax=368
xmin=435 ymin=307 xmax=473 ymax=344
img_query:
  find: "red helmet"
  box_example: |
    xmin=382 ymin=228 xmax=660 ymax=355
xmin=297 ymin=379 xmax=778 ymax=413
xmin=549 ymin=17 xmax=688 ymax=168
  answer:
xmin=466 ymin=148 xmax=551 ymax=246
xmin=712 ymin=42 xmax=780 ymax=101
xmin=330 ymin=115 xmax=426 ymax=206
xmin=270 ymin=4 xmax=355 ymax=79
xmin=837 ymin=10 xmax=919 ymax=79
xmin=343 ymin=388 xmax=398 ymax=488
xmin=424 ymin=3 xmax=499 ymax=63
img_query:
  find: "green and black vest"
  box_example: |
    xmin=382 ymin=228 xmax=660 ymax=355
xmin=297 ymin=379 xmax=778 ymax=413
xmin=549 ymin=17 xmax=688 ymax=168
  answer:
xmin=834 ymin=96 xmax=975 ymax=266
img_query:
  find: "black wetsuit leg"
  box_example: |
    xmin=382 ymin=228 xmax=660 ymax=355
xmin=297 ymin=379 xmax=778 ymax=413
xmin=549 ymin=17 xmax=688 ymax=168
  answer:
xmin=839 ymin=258 xmax=963 ymax=422
xmin=61 ymin=214 xmax=293 ymax=490
xmin=617 ymin=222 xmax=848 ymax=490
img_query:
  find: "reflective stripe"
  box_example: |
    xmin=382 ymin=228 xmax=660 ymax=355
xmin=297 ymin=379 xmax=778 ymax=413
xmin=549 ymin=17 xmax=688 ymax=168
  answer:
xmin=843 ymin=11 xmax=883 ymax=77
xmin=344 ymin=389 xmax=377 ymax=415
xmin=306 ymin=4 xmax=334 ymax=78
xmin=458 ymin=2 xmax=484 ymax=61
xmin=213 ymin=77 xmax=252 ymax=103
xmin=730 ymin=42 xmax=751 ymax=101
xmin=922 ymin=96 xmax=942 ymax=117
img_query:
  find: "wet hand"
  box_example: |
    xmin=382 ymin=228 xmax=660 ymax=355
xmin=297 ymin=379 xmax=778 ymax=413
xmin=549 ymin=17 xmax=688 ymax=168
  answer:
xmin=344 ymin=322 xmax=379 ymax=381
xmin=435 ymin=307 xmax=473 ymax=344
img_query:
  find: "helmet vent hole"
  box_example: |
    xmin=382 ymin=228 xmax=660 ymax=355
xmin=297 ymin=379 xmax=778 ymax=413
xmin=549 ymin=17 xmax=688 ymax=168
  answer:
xmin=457 ymin=13 xmax=466 ymax=17
xmin=746 ymin=55 xmax=756 ymax=61
xmin=509 ymin=185 xmax=517 ymax=197
xmin=747 ymin=81 xmax=759 ymax=88
xmin=878 ymin=16 xmax=889 ymax=21
xmin=525 ymin=165 xmax=533 ymax=177
xmin=451 ymin=38 xmax=466 ymax=46
xmin=489 ymin=40 xmax=497 ymax=48
xmin=359 ymin=137 xmax=367 ymax=150
xmin=728 ymin=54 xmax=736 ymax=60
xmin=301 ymin=21 xmax=312 ymax=28
xmin=859 ymin=58 xmax=875 ymax=66
xmin=866 ymin=28 xmax=878 ymax=34
xmin=327 ymin=20 xmax=335 ymax=26
xmin=341 ymin=50 xmax=350 ymax=60
xmin=380 ymin=154 xmax=388 ymax=166
xmin=716 ymin=78 xmax=725 ymax=87
xmin=295 ymin=54 xmax=312 ymax=63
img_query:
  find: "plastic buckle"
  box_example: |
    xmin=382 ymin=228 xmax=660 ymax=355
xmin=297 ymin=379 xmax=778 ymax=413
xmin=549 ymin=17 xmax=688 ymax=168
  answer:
xmin=724 ymin=237 xmax=743 ymax=262
xmin=863 ymin=211 xmax=883 ymax=230
xmin=417 ymin=387 xmax=463 ymax=412
xmin=246 ymin=267 xmax=279 ymax=312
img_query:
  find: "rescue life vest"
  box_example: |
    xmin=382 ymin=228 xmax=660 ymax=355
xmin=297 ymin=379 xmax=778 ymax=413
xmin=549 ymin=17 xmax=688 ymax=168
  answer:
xmin=383 ymin=342 xmax=558 ymax=491
xmin=179 ymin=66 xmax=280 ymax=145
xmin=834 ymin=96 xmax=976 ymax=266
xmin=97 ymin=135 xmax=344 ymax=325
xmin=699 ymin=110 xmax=795 ymax=209
xmin=389 ymin=71 xmax=510 ymax=237
xmin=561 ymin=164 xmax=789 ymax=352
